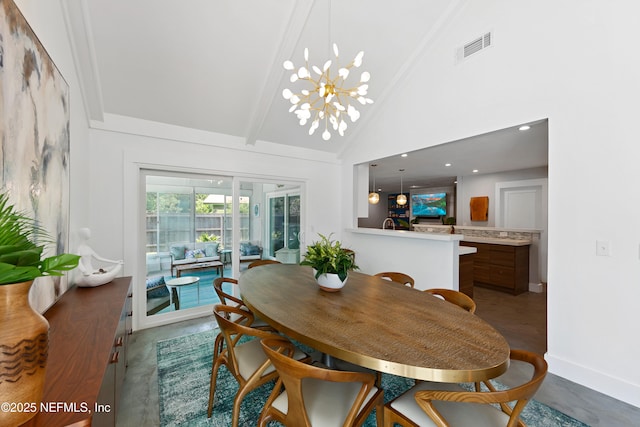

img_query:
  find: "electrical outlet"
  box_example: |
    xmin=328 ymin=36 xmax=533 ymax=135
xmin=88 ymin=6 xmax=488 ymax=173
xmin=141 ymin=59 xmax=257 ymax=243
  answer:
xmin=499 ymin=231 xmax=508 ymax=237
xmin=596 ymin=240 xmax=611 ymax=256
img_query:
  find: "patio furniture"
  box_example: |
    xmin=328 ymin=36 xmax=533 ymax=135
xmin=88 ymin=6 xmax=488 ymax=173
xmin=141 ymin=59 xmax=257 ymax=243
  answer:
xmin=169 ymin=242 xmax=221 ymax=276
xmin=174 ymin=260 xmax=223 ymax=278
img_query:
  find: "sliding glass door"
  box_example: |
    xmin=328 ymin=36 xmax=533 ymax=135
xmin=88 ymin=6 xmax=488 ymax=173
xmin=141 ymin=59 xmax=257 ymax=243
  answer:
xmin=266 ymin=191 xmax=300 ymax=258
xmin=144 ymin=171 xmax=233 ymax=317
xmin=141 ymin=171 xmax=304 ymax=326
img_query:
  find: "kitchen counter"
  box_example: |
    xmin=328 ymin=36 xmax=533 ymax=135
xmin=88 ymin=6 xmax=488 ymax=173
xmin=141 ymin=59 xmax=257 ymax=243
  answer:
xmin=345 ymin=228 xmax=462 ymax=291
xmin=461 ymin=236 xmax=531 ymax=246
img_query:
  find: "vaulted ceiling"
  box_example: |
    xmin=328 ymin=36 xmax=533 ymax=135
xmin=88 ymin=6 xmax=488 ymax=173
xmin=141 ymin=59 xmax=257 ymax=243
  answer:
xmin=63 ymin=0 xmax=547 ymax=188
xmin=66 ymin=0 xmax=454 ymax=153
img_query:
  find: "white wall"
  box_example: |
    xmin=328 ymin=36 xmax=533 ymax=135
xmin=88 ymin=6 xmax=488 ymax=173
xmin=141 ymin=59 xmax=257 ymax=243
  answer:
xmin=457 ymin=167 xmax=547 ymax=227
xmin=341 ymin=0 xmax=640 ymax=408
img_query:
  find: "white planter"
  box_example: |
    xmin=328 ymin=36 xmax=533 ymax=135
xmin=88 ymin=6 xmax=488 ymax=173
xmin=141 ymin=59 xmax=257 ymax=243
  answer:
xmin=313 ymin=269 xmax=348 ymax=292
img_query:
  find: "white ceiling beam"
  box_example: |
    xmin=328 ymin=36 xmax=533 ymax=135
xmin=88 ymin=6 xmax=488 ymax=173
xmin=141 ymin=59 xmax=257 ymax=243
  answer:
xmin=244 ymin=0 xmax=315 ymax=146
xmin=61 ymin=0 xmax=105 ymax=123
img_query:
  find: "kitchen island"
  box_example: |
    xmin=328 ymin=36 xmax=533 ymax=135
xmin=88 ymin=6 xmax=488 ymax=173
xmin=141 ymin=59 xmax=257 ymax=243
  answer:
xmin=345 ymin=228 xmax=463 ymax=291
xmin=462 ymin=238 xmax=530 ymax=295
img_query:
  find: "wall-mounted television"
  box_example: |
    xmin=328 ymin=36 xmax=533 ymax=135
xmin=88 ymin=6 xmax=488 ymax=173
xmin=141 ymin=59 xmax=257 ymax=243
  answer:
xmin=411 ymin=192 xmax=447 ymax=217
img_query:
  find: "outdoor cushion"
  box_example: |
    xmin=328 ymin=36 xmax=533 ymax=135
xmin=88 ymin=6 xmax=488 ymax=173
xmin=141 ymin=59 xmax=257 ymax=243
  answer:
xmin=146 ymin=276 xmax=168 ymax=298
xmin=186 ymin=248 xmax=205 ymax=259
xmin=204 ymin=243 xmax=219 ymax=257
xmin=240 ymin=242 xmax=261 ymax=256
xmin=170 ymin=245 xmax=186 ymax=260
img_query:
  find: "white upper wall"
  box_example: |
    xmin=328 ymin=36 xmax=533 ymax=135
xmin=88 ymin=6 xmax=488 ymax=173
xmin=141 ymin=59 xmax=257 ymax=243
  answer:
xmin=457 ymin=167 xmax=548 ymax=228
xmin=341 ymin=0 xmax=640 ymax=408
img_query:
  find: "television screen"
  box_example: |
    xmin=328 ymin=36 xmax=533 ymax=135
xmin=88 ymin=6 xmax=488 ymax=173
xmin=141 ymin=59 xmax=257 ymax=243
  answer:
xmin=411 ymin=192 xmax=447 ymax=217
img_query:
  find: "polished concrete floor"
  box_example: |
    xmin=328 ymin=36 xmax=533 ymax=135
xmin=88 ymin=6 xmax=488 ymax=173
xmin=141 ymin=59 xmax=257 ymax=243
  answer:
xmin=118 ymin=286 xmax=640 ymax=426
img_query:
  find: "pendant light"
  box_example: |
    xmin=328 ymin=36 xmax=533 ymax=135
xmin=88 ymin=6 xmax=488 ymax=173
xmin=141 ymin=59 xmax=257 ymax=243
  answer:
xmin=281 ymin=0 xmax=373 ymax=141
xmin=368 ymin=164 xmax=379 ymax=204
xmin=397 ymin=169 xmax=407 ymax=206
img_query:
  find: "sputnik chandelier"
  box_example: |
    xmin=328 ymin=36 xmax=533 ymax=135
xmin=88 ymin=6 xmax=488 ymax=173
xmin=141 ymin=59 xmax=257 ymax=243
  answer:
xmin=282 ymin=44 xmax=373 ymax=141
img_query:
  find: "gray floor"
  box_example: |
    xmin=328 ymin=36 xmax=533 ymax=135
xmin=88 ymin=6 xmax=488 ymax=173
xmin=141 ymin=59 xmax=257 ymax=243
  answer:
xmin=118 ymin=300 xmax=640 ymax=427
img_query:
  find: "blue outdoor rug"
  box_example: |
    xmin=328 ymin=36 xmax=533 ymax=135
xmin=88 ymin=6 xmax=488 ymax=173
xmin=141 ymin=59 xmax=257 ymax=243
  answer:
xmin=157 ymin=329 xmax=590 ymax=426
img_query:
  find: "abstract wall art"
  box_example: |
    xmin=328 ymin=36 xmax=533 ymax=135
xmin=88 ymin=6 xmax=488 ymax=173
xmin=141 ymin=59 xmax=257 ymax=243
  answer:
xmin=0 ymin=0 xmax=71 ymax=311
xmin=470 ymin=196 xmax=489 ymax=221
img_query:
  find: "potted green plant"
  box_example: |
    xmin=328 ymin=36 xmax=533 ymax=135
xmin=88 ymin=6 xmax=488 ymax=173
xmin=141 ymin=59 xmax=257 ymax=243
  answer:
xmin=300 ymin=233 xmax=358 ymax=292
xmin=442 ymin=216 xmax=456 ymax=234
xmin=196 ymin=233 xmax=220 ymax=243
xmin=0 ymin=192 xmax=80 ymax=426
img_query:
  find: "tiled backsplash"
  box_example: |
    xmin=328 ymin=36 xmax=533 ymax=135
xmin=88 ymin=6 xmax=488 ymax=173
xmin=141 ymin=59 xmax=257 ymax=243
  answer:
xmin=453 ymin=226 xmax=540 ymax=241
xmin=413 ymin=224 xmax=540 ymax=240
xmin=412 ymin=224 xmax=453 ymax=235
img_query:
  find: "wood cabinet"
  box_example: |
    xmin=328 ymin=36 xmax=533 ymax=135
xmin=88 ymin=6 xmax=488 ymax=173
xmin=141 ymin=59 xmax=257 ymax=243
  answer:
xmin=24 ymin=277 xmax=132 ymax=427
xmin=458 ymin=252 xmax=474 ymax=298
xmin=462 ymin=242 xmax=529 ymax=295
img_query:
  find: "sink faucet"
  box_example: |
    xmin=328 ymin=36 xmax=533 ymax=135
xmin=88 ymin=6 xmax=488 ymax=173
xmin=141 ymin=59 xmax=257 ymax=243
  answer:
xmin=382 ymin=218 xmax=395 ymax=230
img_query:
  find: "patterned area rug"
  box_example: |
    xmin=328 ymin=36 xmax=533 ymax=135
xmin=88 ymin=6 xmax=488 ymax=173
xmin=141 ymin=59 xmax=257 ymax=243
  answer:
xmin=157 ymin=329 xmax=589 ymax=426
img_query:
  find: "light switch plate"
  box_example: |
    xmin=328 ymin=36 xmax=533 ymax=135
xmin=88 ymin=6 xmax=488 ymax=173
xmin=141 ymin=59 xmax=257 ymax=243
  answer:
xmin=596 ymin=240 xmax=611 ymax=256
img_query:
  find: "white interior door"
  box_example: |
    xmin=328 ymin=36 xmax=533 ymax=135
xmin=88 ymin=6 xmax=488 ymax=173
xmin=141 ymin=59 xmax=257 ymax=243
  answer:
xmin=503 ymin=189 xmax=539 ymax=229
xmin=496 ymin=179 xmax=548 ymax=284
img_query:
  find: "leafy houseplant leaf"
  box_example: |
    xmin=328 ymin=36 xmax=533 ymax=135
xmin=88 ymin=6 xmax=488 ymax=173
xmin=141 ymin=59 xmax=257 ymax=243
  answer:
xmin=300 ymin=233 xmax=358 ymax=281
xmin=0 ymin=193 xmax=80 ymax=286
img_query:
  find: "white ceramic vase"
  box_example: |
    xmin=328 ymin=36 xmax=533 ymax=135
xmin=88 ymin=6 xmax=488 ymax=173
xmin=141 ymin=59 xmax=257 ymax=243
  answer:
xmin=313 ymin=269 xmax=348 ymax=292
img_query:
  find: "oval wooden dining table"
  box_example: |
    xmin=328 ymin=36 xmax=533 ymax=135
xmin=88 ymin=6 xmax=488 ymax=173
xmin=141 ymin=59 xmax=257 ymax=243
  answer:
xmin=239 ymin=264 xmax=510 ymax=383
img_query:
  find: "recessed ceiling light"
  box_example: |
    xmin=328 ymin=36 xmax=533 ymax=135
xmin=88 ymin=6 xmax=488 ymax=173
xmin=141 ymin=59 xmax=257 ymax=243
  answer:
xmin=519 ymin=125 xmax=531 ymax=131
xmin=472 ymin=169 xmax=479 ymax=173
xmin=445 ymin=163 xmax=451 ymax=167
xmin=401 ymin=153 xmax=408 ymax=157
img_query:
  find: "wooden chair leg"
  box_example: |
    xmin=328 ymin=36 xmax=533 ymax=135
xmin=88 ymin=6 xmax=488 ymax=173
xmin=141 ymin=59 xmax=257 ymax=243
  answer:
xmin=207 ymin=357 xmax=223 ymax=418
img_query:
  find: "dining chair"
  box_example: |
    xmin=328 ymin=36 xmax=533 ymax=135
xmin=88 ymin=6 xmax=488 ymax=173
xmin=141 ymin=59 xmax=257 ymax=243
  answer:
xmin=343 ymin=248 xmax=356 ymax=263
xmin=212 ymin=277 xmax=273 ymax=358
xmin=383 ymin=349 xmax=548 ymax=427
xmin=213 ymin=277 xmax=270 ymax=324
xmin=374 ymin=271 xmax=415 ymax=288
xmin=207 ymin=304 xmax=310 ymax=427
xmin=258 ymin=336 xmax=384 ymax=427
xmin=247 ymin=259 xmax=282 ymax=269
xmin=423 ymin=288 xmax=477 ymax=313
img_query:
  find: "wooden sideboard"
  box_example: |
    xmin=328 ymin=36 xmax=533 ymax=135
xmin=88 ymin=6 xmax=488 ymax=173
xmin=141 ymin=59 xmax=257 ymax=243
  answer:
xmin=23 ymin=277 xmax=132 ymax=427
xmin=462 ymin=242 xmax=529 ymax=295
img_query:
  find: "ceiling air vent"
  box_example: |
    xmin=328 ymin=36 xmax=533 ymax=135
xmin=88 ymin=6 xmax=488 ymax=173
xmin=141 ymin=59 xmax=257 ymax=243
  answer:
xmin=456 ymin=32 xmax=492 ymax=63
